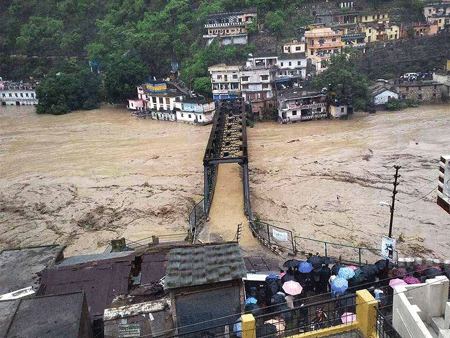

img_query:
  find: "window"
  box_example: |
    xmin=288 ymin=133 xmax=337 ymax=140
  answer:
xmin=292 ymin=110 xmax=297 ymax=116
xmin=288 ymin=62 xmax=292 ymax=66
xmin=31 ymin=93 xmax=34 ymax=97
xmin=159 ymin=97 xmax=163 ymax=104
xmin=418 ymin=86 xmax=422 ymax=91
xmin=233 ymin=74 xmax=238 ymax=79
xmin=20 ymin=93 xmax=23 ymax=97
xmin=295 ymin=46 xmax=301 ymax=51
xmin=188 ymin=114 xmax=192 ymax=118
xmin=9 ymin=93 xmax=12 ymax=97
xmin=165 ymin=98 xmax=170 ymax=104
xmin=181 ymin=113 xmax=184 ymax=117
xmin=15 ymin=93 xmax=18 ymax=97
xmin=217 ymin=75 xmax=222 ymax=79
xmin=434 ymin=85 xmax=437 ymax=90
xmin=1 ymin=93 xmax=4 ymax=97
xmin=261 ymin=75 xmax=269 ymax=81
xmin=365 ymin=16 xmax=368 ymax=20
xmin=280 ymin=62 xmax=284 ymax=66
xmin=341 ymin=107 xmax=345 ymax=112
xmin=241 ymin=76 xmax=249 ymax=82
xmin=332 ymin=37 xmax=336 ymax=42
xmin=297 ymin=61 xmax=301 ymax=66
xmin=418 ymin=94 xmax=423 ymax=100
xmin=263 ymin=84 xmax=269 ymax=89
xmin=317 ymin=107 xmax=322 ymax=112
xmin=311 ymin=51 xmax=314 ymax=56
xmin=369 ymin=29 xmax=372 ymax=33
xmin=26 ymin=93 xmax=29 ymax=97
xmin=242 ymin=84 xmax=249 ymax=89
xmin=152 ymin=97 xmax=157 ymax=103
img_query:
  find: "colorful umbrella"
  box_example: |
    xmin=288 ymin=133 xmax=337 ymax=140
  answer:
xmin=298 ymin=261 xmax=313 ymax=273
xmin=389 ymin=278 xmax=408 ymax=288
xmin=389 ymin=268 xmax=407 ymax=278
xmin=349 ymin=269 xmax=364 ymax=284
xmin=233 ymin=320 xmax=242 ymax=338
xmin=403 ymin=276 xmax=420 ymax=284
xmin=282 ymin=280 xmax=303 ymax=295
xmin=338 ymin=267 xmax=356 ymax=280
xmin=348 ymin=266 xmax=358 ymax=270
xmin=331 ymin=277 xmax=348 ymax=293
xmin=341 ymin=312 xmax=356 ymax=324
xmin=244 ymin=297 xmax=258 ymax=306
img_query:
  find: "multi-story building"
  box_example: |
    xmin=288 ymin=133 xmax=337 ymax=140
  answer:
xmin=277 ymin=88 xmax=328 ymax=123
xmin=0 ymin=81 xmax=38 ymax=106
xmin=128 ymin=81 xmax=216 ymax=125
xmin=203 ymin=8 xmax=257 ymax=45
xmin=208 ymin=64 xmax=242 ymax=101
xmin=283 ymin=40 xmax=306 ymax=54
xmin=275 ymin=53 xmax=307 ymax=84
xmin=358 ymin=13 xmax=389 ymax=24
xmin=361 ymin=22 xmax=400 ymax=43
xmin=395 ymin=81 xmax=443 ymax=102
xmin=424 ymin=2 xmax=450 ymax=21
xmin=304 ymin=27 xmax=344 ymax=73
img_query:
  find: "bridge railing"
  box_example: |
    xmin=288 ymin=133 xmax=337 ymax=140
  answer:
xmin=189 ymin=199 xmax=206 ymax=242
xmin=250 ymin=220 xmax=296 ymax=255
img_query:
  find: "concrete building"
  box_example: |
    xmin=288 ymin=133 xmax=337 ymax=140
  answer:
xmin=424 ymin=2 xmax=450 ymax=31
xmin=283 ymin=40 xmax=306 ymax=54
xmin=277 ymin=88 xmax=328 ymax=123
xmin=209 ymin=64 xmax=243 ymax=101
xmin=372 ymin=87 xmax=399 ymax=105
xmin=304 ymin=27 xmax=344 ymax=73
xmin=329 ymin=102 xmax=349 ymax=118
xmin=361 ymin=22 xmax=400 ymax=43
xmin=392 ymin=276 xmax=450 ymax=338
xmin=203 ymin=8 xmax=257 ymax=45
xmin=358 ymin=13 xmax=389 ymax=24
xmin=275 ymin=53 xmax=307 ymax=83
xmin=0 ymin=81 xmax=38 ymax=106
xmin=395 ymin=81 xmax=443 ymax=102
xmin=175 ymin=97 xmax=216 ymax=125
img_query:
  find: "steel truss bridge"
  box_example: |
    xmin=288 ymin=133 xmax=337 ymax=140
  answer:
xmin=203 ymin=98 xmax=252 ymax=219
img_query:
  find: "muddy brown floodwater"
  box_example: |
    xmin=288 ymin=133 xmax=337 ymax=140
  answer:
xmin=1 ymin=104 xmax=450 ymax=259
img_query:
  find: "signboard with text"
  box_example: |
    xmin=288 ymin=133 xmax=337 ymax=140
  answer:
xmin=381 ymin=236 xmax=396 ymax=261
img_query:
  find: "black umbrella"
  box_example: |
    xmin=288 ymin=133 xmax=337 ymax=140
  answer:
xmin=331 ymin=264 xmax=343 ymax=276
xmin=307 ymin=256 xmax=324 ymax=269
xmin=423 ymin=267 xmax=443 ymax=278
xmin=443 ymin=268 xmax=450 ymax=279
xmin=245 ymin=303 xmax=262 ymax=317
xmin=375 ymin=259 xmax=394 ymax=271
xmin=360 ymin=264 xmax=379 ymax=281
xmin=283 ymin=259 xmax=300 ymax=268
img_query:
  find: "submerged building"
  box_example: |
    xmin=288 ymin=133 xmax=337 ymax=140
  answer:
xmin=0 ymin=81 xmax=38 ymax=106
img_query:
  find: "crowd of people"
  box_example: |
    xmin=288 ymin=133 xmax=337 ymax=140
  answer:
xmin=237 ymin=254 xmax=450 ymax=336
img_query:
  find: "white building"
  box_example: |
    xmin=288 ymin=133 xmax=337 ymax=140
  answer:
xmin=208 ymin=64 xmax=242 ymax=101
xmin=372 ymin=87 xmax=399 ymax=105
xmin=0 ymin=82 xmax=38 ymax=106
xmin=275 ymin=53 xmax=307 ymax=83
xmin=283 ymin=40 xmax=306 ymax=54
xmin=175 ymin=98 xmax=216 ymax=125
xmin=277 ymin=88 xmax=328 ymax=123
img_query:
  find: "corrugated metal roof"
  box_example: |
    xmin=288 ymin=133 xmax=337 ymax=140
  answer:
xmin=164 ymin=243 xmax=246 ymax=289
xmin=57 ymin=251 xmax=133 ymax=267
xmin=244 ymin=256 xmax=281 ymax=273
xmin=0 ymin=245 xmax=64 ymax=295
xmin=40 ymin=256 xmax=132 ymax=319
xmin=141 ymin=253 xmax=168 ymax=285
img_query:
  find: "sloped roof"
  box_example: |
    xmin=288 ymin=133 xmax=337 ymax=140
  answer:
xmin=371 ymin=86 xmax=397 ymax=97
xmin=164 ymin=243 xmax=246 ymax=289
xmin=1 ymin=292 xmax=88 ymax=337
xmin=0 ymin=245 xmax=64 ymax=295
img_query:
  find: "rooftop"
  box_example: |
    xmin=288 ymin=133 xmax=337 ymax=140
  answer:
xmin=278 ymin=87 xmax=325 ymax=100
xmin=0 ymin=245 xmax=64 ymax=295
xmin=205 ymin=8 xmax=257 ymax=20
xmin=278 ymin=52 xmax=307 ymax=60
xmin=164 ymin=242 xmax=246 ymax=289
xmin=1 ymin=292 xmax=88 ymax=337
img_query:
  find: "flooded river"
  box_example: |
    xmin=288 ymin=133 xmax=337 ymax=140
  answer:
xmin=1 ymin=104 xmax=450 ymax=258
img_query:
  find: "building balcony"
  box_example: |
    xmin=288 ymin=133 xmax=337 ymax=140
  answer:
xmin=283 ymin=102 xmax=327 ymax=110
xmin=309 ymin=42 xmax=345 ymax=49
xmin=203 ymin=33 xmax=247 ymax=39
xmin=205 ymin=22 xmax=245 ymax=28
xmin=305 ymin=31 xmax=342 ymax=38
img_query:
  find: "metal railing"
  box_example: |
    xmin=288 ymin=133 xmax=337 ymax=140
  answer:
xmin=376 ymin=308 xmax=402 ymax=338
xmin=294 ymin=235 xmax=384 ymax=266
xmin=124 ymin=233 xmax=188 ymax=250
xmin=250 ymin=221 xmax=296 ymax=255
xmin=254 ymin=293 xmax=359 ymax=337
xmin=189 ymin=199 xmax=206 ymax=242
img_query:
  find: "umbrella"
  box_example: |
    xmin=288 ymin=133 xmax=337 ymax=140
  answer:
xmin=389 ymin=268 xmax=407 ymax=278
xmin=233 ymin=320 xmax=242 ymax=338
xmin=349 ymin=268 xmax=365 ymax=284
xmin=338 ymin=267 xmax=356 ymax=280
xmin=298 ymin=261 xmax=313 ymax=273
xmin=423 ymin=267 xmax=443 ymax=278
xmin=375 ymin=259 xmax=394 ymax=271
xmin=331 ymin=277 xmax=348 ymax=293
xmin=415 ymin=265 xmax=427 ymax=275
xmin=245 ymin=303 xmax=262 ymax=317
xmin=279 ymin=272 xmax=286 ymax=279
xmin=307 ymin=256 xmax=324 ymax=269
xmin=267 ymin=274 xmax=278 ymax=279
xmin=360 ymin=264 xmax=379 ymax=280
xmin=244 ymin=297 xmax=258 ymax=306
xmin=282 ymin=280 xmax=303 ymax=295
xmin=348 ymin=266 xmax=358 ymax=270
xmin=329 ymin=275 xmax=337 ymax=285
xmin=403 ymin=276 xmax=420 ymax=284
xmin=389 ymin=278 xmax=408 ymax=288
xmin=341 ymin=312 xmax=356 ymax=324
xmin=331 ymin=264 xmax=343 ymax=275
xmin=283 ymin=259 xmax=300 ymax=268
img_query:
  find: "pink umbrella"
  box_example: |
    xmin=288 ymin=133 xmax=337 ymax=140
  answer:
xmin=348 ymin=266 xmax=358 ymax=270
xmin=403 ymin=276 xmax=420 ymax=284
xmin=279 ymin=272 xmax=286 ymax=279
xmin=389 ymin=278 xmax=408 ymax=288
xmin=341 ymin=312 xmax=356 ymax=324
xmin=282 ymin=280 xmax=303 ymax=295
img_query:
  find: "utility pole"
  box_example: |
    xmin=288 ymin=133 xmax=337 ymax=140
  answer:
xmin=388 ymin=165 xmax=401 ymax=238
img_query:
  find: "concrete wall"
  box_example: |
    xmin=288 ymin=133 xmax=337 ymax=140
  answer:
xmin=374 ymin=90 xmax=399 ymax=105
xmin=397 ymin=84 xmax=443 ymax=102
xmin=393 ymin=276 xmax=450 ymax=338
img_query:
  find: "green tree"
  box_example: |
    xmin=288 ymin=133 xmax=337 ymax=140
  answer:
xmin=193 ymin=77 xmax=212 ymax=97
xmin=265 ymin=10 xmax=285 ymax=36
xmin=36 ymin=68 xmax=102 ymax=115
xmin=103 ymin=55 xmax=148 ymax=103
xmin=312 ymin=53 xmax=370 ymax=105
